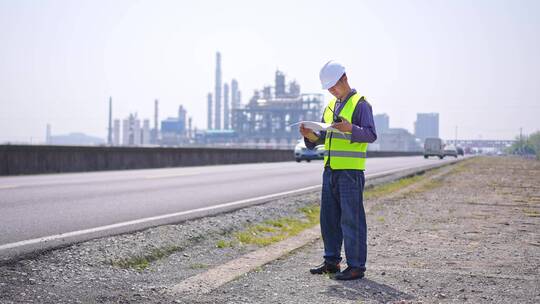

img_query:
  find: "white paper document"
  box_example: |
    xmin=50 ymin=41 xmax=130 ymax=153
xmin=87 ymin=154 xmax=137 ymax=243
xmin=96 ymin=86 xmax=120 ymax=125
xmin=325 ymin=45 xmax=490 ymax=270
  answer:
xmin=289 ymin=121 xmax=339 ymax=132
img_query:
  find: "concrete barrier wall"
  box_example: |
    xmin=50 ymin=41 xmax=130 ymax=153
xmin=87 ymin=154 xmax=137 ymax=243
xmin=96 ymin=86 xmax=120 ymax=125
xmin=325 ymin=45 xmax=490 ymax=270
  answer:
xmin=0 ymin=145 xmax=422 ymax=176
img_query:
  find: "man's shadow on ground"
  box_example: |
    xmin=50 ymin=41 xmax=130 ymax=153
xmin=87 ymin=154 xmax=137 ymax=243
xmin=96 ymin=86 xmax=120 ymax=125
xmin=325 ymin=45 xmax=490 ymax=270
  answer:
xmin=321 ymin=277 xmax=414 ymax=303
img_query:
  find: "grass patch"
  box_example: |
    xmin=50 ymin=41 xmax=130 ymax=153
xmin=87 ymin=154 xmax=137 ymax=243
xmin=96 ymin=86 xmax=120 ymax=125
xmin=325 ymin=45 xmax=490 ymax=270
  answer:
xmin=253 ymin=266 xmax=264 ymax=272
xmin=364 ymin=174 xmax=425 ymax=200
xmin=216 ymin=240 xmax=233 ymax=248
xmin=110 ymin=245 xmax=182 ymax=271
xmin=414 ymin=177 xmax=444 ymax=192
xmin=231 ymin=205 xmax=320 ymax=247
xmin=189 ymin=263 xmax=209 ymax=269
xmin=365 ymin=160 xmax=470 ymax=200
xmin=450 ymin=159 xmax=472 ymax=174
xmin=376 ymin=216 xmax=385 ymax=223
xmin=523 ymin=209 xmax=540 ymax=217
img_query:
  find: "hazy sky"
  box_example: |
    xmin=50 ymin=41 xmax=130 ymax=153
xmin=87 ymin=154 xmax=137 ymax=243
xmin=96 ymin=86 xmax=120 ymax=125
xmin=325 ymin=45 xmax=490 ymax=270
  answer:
xmin=1 ymin=0 xmax=539 ymax=143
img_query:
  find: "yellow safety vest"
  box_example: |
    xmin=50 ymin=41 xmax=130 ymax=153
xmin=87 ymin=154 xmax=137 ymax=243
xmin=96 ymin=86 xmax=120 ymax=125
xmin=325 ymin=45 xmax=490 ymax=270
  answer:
xmin=323 ymin=93 xmax=368 ymax=170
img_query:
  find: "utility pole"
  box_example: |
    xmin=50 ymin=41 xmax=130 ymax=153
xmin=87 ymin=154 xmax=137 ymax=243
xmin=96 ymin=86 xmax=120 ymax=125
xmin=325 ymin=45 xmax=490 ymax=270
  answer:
xmin=107 ymin=97 xmax=113 ymax=145
xmin=519 ymin=127 xmax=523 ymax=155
xmin=154 ymin=99 xmax=159 ymax=144
xmin=454 ymin=125 xmax=458 ymax=146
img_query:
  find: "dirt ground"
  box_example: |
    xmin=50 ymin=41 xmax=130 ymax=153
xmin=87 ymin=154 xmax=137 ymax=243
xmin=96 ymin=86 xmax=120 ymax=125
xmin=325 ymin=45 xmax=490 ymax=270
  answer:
xmin=1 ymin=156 xmax=538 ymax=303
xmin=185 ymin=156 xmax=540 ymax=304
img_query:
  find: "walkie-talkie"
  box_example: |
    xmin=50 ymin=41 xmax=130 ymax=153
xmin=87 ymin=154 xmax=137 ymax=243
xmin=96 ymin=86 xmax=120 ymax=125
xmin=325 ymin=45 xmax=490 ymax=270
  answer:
xmin=327 ymin=106 xmax=342 ymax=123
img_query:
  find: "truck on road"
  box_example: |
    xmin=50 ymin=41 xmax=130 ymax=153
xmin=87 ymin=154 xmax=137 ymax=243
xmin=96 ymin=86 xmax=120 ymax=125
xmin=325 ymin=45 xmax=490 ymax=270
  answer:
xmin=424 ymin=137 xmax=444 ymax=159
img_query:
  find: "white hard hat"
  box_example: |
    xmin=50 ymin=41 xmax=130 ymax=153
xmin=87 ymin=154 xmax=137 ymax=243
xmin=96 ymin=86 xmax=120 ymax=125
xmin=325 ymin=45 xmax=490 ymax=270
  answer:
xmin=319 ymin=60 xmax=345 ymax=90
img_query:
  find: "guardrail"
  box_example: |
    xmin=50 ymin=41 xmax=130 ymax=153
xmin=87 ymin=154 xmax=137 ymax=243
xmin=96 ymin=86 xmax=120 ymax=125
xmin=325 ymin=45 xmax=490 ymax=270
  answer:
xmin=0 ymin=145 xmax=422 ymax=176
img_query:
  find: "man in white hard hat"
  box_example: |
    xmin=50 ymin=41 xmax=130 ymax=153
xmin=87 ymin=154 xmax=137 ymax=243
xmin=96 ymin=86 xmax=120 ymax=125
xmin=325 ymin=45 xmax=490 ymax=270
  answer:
xmin=300 ymin=60 xmax=377 ymax=280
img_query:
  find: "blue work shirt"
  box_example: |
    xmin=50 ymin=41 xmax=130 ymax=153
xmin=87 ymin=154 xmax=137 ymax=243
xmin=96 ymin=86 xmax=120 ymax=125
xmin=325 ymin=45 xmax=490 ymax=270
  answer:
xmin=304 ymin=89 xmax=377 ymax=155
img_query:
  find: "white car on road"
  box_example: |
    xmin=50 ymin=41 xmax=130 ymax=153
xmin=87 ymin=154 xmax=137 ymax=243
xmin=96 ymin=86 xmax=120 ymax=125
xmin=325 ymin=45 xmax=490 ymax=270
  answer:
xmin=294 ymin=140 xmax=325 ymax=162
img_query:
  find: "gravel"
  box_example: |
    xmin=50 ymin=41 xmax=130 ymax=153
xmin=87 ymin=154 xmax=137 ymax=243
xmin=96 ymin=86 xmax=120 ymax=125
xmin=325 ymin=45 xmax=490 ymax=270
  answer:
xmin=0 ymin=189 xmax=322 ymax=303
xmin=178 ymin=157 xmax=540 ymax=304
xmin=3 ymin=157 xmax=536 ymax=304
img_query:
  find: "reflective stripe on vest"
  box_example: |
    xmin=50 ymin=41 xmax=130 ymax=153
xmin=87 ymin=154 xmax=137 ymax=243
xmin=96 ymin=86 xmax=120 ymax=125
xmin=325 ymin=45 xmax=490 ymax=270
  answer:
xmin=323 ymin=151 xmax=366 ymax=158
xmin=323 ymin=93 xmax=369 ymax=170
xmin=327 ymin=131 xmax=352 ymax=140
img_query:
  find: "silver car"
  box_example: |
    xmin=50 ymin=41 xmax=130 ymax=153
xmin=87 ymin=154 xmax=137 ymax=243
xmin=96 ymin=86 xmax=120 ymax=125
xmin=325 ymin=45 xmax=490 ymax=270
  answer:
xmin=294 ymin=140 xmax=325 ymax=162
xmin=443 ymin=145 xmax=458 ymax=158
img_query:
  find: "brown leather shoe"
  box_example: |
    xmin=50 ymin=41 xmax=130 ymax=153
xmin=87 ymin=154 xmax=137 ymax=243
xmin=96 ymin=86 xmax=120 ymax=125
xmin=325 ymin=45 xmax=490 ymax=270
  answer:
xmin=334 ymin=266 xmax=365 ymax=280
xmin=309 ymin=261 xmax=340 ymax=274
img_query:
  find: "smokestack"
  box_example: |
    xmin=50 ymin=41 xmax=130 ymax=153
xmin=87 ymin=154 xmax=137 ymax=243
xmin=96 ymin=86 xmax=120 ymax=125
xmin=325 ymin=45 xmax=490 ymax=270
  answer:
xmin=153 ymin=99 xmax=159 ymax=144
xmin=107 ymin=97 xmax=113 ymax=145
xmin=231 ymin=79 xmax=239 ymax=110
xmin=188 ymin=116 xmax=193 ymax=139
xmin=275 ymin=70 xmax=286 ymax=98
xmin=223 ymin=82 xmax=229 ymax=130
xmin=238 ymin=91 xmax=242 ymax=107
xmin=207 ymin=93 xmax=213 ymax=130
xmin=178 ymin=105 xmax=186 ymax=135
xmin=214 ymin=52 xmax=222 ymax=130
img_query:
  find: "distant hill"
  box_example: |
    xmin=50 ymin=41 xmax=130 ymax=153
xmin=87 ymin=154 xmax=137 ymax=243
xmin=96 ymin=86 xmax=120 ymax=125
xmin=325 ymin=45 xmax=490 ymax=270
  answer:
xmin=49 ymin=133 xmax=104 ymax=146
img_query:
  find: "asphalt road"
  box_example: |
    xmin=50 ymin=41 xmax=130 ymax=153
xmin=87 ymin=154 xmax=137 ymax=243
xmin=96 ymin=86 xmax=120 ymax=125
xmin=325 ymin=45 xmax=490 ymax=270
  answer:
xmin=0 ymin=156 xmax=458 ymax=251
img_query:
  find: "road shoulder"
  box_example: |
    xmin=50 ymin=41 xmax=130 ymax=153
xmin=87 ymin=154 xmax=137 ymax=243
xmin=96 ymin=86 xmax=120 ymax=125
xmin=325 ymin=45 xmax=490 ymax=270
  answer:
xmin=177 ymin=157 xmax=540 ymax=304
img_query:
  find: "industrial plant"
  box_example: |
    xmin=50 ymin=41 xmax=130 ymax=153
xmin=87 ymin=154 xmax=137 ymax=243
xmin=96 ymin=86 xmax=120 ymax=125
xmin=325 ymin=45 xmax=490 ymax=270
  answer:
xmin=102 ymin=51 xmax=323 ymax=149
xmin=202 ymin=52 xmax=323 ymax=148
xmin=229 ymin=71 xmax=323 ymax=148
xmin=90 ymin=51 xmax=468 ymax=153
xmin=105 ymin=97 xmax=193 ymax=147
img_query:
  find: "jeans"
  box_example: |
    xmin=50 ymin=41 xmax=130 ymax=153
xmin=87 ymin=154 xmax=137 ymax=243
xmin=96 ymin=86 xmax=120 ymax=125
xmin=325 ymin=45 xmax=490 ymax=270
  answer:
xmin=320 ymin=167 xmax=367 ymax=271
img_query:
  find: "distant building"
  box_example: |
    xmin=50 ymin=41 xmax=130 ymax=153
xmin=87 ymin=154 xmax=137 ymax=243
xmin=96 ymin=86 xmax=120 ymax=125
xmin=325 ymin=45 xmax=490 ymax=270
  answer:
xmin=374 ymin=114 xmax=389 ymax=134
xmin=289 ymin=81 xmax=300 ymax=97
xmin=414 ymin=113 xmax=439 ymax=141
xmin=224 ymin=83 xmax=230 ymax=130
xmin=113 ymin=119 xmax=120 ymax=146
xmin=446 ymin=139 xmax=515 ymax=154
xmin=207 ymin=93 xmax=213 ymax=130
xmin=122 ymin=113 xmax=141 ymax=146
xmin=161 ymin=118 xmax=184 ymax=134
xmin=122 ymin=119 xmax=130 ymax=146
xmin=160 ymin=105 xmax=189 ymax=146
xmin=160 ymin=118 xmax=185 ymax=145
xmin=195 ymin=129 xmax=237 ymax=146
xmin=133 ymin=116 xmax=141 ymax=146
xmin=376 ymin=128 xmax=421 ymax=152
xmin=142 ymin=119 xmax=151 ymax=145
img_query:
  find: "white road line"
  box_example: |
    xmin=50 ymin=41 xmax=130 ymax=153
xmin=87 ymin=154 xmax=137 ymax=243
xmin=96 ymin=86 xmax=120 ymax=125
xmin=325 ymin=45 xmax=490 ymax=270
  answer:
xmin=144 ymin=172 xmax=201 ymax=179
xmin=0 ymin=185 xmax=18 ymax=190
xmin=0 ymin=172 xmax=202 ymax=189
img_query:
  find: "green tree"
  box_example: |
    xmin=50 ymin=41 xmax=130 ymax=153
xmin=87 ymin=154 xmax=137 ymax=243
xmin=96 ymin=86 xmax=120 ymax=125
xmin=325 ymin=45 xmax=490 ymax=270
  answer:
xmin=508 ymin=131 xmax=540 ymax=158
xmin=528 ymin=131 xmax=540 ymax=160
